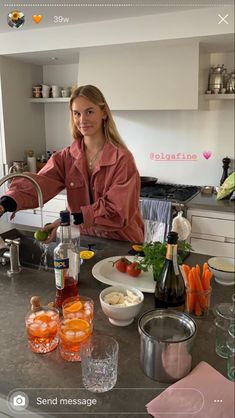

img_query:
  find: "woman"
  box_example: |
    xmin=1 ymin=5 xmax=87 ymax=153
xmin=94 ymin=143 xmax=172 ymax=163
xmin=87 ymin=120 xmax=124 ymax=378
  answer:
xmin=0 ymin=85 xmax=144 ymax=243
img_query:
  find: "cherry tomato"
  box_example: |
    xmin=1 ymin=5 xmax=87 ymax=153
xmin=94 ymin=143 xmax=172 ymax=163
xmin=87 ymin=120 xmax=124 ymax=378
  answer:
xmin=114 ymin=257 xmax=130 ymax=273
xmin=126 ymin=262 xmax=141 ymax=277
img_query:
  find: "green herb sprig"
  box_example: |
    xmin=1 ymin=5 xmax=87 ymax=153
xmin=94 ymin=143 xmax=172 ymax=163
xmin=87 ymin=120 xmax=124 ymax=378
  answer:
xmin=137 ymin=241 xmax=192 ymax=281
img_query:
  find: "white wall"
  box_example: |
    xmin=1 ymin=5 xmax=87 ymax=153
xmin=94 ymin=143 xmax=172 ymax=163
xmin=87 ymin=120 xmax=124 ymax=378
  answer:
xmin=43 ymin=99 xmax=234 ymax=187
xmin=0 ymin=57 xmax=46 ymax=164
xmin=114 ymin=101 xmax=234 ymax=187
xmin=43 ymin=64 xmax=78 ymax=151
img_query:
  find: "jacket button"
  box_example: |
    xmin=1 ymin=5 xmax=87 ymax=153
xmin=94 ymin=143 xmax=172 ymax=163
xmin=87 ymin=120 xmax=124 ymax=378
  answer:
xmin=70 ymin=182 xmax=74 ymax=187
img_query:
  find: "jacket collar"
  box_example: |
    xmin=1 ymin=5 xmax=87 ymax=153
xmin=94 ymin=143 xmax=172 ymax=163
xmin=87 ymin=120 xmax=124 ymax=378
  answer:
xmin=70 ymin=139 xmax=118 ymax=166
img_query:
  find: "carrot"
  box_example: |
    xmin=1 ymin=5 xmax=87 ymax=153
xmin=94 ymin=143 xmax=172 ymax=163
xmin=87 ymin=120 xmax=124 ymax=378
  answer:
xmin=182 ymin=264 xmax=190 ymax=277
xmin=202 ymin=269 xmax=212 ymax=291
xmin=192 ymin=267 xmax=207 ymax=310
xmin=195 ymin=299 xmax=202 ymax=316
xmin=203 ymin=262 xmax=209 ymax=272
xmin=187 ymin=270 xmax=196 ymax=313
xmin=182 ymin=264 xmax=190 ymax=286
xmin=202 ymin=270 xmax=212 ymax=309
xmin=201 ymin=262 xmax=209 ymax=286
xmin=196 ymin=264 xmax=201 ymax=278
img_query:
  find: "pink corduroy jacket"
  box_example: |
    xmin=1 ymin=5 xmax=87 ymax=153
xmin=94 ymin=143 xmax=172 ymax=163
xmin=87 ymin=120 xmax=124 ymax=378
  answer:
xmin=6 ymin=140 xmax=144 ymax=243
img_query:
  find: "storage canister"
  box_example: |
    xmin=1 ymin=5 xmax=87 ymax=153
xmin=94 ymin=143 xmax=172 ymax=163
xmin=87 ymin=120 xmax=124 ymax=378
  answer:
xmin=138 ymin=309 xmax=197 ymax=383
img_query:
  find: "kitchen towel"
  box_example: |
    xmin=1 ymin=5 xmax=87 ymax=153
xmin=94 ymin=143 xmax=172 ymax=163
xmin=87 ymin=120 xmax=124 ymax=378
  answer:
xmin=140 ymin=199 xmax=172 ymax=242
xmin=146 ymin=361 xmax=234 ymax=418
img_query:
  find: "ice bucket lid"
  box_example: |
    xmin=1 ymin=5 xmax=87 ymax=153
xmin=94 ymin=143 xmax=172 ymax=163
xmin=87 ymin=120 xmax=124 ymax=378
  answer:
xmin=138 ymin=309 xmax=197 ymax=343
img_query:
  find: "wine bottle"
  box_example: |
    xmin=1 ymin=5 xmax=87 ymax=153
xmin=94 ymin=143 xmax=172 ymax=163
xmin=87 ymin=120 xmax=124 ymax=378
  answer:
xmin=154 ymin=231 xmax=185 ymax=310
xmin=54 ymin=210 xmax=79 ymax=309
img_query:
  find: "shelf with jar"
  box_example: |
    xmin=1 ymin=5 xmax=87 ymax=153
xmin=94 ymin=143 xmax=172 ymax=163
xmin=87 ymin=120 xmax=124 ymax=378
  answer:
xmin=204 ymin=93 xmax=235 ymax=100
xmin=31 ymin=84 xmax=75 ymax=102
xmin=204 ymin=65 xmax=235 ymax=100
xmin=29 ymin=98 xmax=70 ymax=103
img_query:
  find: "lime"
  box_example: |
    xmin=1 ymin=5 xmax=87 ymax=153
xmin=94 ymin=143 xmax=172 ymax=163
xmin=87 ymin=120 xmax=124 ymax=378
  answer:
xmin=34 ymin=230 xmax=49 ymax=241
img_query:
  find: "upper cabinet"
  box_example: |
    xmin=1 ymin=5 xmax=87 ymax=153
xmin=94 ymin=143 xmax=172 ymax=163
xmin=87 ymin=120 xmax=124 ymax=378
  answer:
xmin=78 ymin=42 xmax=199 ymax=110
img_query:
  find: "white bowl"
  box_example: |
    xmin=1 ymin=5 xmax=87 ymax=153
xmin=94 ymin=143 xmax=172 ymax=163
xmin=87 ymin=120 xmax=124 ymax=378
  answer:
xmin=208 ymin=257 xmax=235 ymax=286
xmin=99 ymin=285 xmax=144 ymax=326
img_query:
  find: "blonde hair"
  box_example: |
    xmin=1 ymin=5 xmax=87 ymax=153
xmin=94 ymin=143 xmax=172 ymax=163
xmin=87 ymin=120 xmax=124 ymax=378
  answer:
xmin=69 ymin=85 xmax=127 ymax=149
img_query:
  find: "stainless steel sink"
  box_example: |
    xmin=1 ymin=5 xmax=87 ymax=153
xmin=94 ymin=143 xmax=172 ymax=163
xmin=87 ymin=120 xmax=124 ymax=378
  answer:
xmin=0 ymin=228 xmax=102 ymax=271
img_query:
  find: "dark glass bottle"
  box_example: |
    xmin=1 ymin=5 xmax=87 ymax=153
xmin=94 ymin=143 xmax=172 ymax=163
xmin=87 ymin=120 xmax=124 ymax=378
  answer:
xmin=154 ymin=231 xmax=185 ymax=310
xmin=54 ymin=210 xmax=79 ymax=309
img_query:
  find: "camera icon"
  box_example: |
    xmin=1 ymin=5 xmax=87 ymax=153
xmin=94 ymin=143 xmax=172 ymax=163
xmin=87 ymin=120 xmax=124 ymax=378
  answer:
xmin=8 ymin=391 xmax=29 ymax=411
xmin=13 ymin=394 xmax=26 ymax=407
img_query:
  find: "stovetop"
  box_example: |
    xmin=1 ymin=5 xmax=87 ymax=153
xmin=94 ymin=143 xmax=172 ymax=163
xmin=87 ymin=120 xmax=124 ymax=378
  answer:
xmin=140 ymin=183 xmax=200 ymax=203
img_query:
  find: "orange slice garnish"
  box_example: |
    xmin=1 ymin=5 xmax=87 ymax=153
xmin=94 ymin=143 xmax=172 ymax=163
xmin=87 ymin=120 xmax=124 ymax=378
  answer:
xmin=132 ymin=245 xmax=143 ymax=252
xmin=80 ymin=250 xmax=94 ymax=260
xmin=67 ymin=318 xmax=90 ymax=332
xmin=64 ymin=300 xmax=83 ymax=313
xmin=35 ymin=313 xmax=51 ymax=323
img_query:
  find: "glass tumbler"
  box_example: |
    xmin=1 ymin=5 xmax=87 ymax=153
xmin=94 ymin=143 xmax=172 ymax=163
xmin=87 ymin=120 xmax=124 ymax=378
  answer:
xmin=25 ymin=306 xmax=60 ymax=353
xmin=80 ymin=335 xmax=119 ymax=393
xmin=214 ymin=302 xmax=234 ymax=358
xmin=59 ymin=316 xmax=92 ymax=362
xmin=185 ymin=287 xmax=212 ymax=317
xmin=227 ymin=324 xmax=235 ymax=381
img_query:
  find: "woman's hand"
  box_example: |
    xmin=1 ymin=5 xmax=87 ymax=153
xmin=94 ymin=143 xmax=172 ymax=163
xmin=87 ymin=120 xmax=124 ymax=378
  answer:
xmin=42 ymin=218 xmax=60 ymax=244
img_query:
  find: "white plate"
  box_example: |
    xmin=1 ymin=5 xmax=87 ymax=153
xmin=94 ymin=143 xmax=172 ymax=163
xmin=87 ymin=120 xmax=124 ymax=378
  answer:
xmin=92 ymin=256 xmax=155 ymax=293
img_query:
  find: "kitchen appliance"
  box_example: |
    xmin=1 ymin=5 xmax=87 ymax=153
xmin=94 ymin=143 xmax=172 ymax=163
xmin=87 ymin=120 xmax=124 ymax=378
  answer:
xmin=138 ymin=309 xmax=197 ymax=383
xmin=208 ymin=64 xmax=226 ymax=93
xmin=140 ymin=183 xmax=199 ymax=205
xmin=226 ymin=70 xmax=235 ymax=93
xmin=140 ymin=176 xmax=158 ymax=187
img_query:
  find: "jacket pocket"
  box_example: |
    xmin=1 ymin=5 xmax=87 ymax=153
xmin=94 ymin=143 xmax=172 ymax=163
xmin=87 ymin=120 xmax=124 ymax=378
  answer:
xmin=65 ymin=177 xmax=84 ymax=190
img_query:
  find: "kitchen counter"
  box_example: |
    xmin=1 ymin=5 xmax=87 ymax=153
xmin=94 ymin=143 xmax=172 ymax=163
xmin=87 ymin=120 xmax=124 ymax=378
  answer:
xmin=186 ymin=192 xmax=234 ymax=212
xmin=0 ymin=234 xmax=233 ymax=418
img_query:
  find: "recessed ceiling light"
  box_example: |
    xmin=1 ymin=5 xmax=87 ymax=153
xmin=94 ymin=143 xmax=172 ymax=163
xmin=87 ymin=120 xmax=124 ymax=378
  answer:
xmin=50 ymin=57 xmax=58 ymax=61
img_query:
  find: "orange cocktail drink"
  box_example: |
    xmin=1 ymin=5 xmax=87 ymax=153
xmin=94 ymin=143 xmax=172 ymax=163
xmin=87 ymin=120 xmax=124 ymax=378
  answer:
xmin=62 ymin=296 xmax=94 ymax=323
xmin=25 ymin=307 xmax=60 ymax=353
xmin=59 ymin=317 xmax=92 ymax=361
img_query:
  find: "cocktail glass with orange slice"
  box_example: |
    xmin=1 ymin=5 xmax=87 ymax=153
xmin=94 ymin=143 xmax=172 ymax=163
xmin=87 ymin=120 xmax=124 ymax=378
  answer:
xmin=59 ymin=317 xmax=92 ymax=361
xmin=62 ymin=296 xmax=94 ymax=323
xmin=25 ymin=307 xmax=60 ymax=353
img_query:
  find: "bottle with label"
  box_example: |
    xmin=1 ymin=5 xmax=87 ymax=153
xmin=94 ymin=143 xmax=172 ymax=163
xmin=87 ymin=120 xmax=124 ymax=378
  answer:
xmin=54 ymin=210 xmax=79 ymax=309
xmin=154 ymin=231 xmax=185 ymax=310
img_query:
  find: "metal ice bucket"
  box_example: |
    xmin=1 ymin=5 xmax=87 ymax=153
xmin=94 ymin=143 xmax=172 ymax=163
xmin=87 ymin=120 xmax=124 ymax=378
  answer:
xmin=138 ymin=309 xmax=197 ymax=383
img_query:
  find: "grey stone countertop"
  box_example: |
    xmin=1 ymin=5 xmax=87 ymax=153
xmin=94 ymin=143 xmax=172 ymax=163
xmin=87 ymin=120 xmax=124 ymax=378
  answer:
xmin=0 ymin=233 xmax=233 ymax=418
xmin=186 ymin=191 xmax=234 ymax=212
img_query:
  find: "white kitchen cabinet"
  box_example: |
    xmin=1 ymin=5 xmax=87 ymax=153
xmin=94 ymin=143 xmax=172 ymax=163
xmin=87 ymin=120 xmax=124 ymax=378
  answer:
xmin=78 ymin=42 xmax=199 ymax=110
xmin=187 ymin=209 xmax=235 ymax=257
xmin=7 ymin=194 xmax=67 ymax=228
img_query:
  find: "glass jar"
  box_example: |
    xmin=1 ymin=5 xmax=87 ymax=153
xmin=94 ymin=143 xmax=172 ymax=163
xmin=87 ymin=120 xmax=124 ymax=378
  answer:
xmin=214 ymin=294 xmax=235 ymax=358
xmin=227 ymin=324 xmax=235 ymax=381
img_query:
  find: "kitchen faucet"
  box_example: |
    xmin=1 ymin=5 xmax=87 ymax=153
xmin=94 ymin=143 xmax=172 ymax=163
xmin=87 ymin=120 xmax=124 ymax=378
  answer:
xmin=0 ymin=172 xmax=43 ymax=209
xmin=0 ymin=173 xmax=43 ymax=276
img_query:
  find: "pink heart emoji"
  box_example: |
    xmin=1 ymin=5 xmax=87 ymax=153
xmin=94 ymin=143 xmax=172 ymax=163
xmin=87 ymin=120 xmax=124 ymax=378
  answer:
xmin=203 ymin=151 xmax=212 ymax=160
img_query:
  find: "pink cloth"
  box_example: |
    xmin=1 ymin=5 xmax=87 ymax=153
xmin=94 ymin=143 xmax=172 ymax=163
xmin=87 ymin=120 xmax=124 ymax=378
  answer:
xmin=146 ymin=361 xmax=234 ymax=418
xmin=5 ymin=140 xmax=144 ymax=242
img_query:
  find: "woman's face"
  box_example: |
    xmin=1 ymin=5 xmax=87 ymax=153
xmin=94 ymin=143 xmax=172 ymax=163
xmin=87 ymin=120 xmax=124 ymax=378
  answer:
xmin=71 ymin=96 xmax=106 ymax=138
